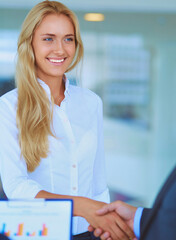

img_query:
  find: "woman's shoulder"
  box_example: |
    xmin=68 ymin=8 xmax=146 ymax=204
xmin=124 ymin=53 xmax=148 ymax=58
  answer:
xmin=0 ymin=88 xmax=17 ymax=100
xmin=0 ymin=88 xmax=18 ymax=110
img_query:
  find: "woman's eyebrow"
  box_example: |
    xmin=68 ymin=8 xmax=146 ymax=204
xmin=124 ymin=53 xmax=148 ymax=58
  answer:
xmin=40 ymin=33 xmax=56 ymax=36
xmin=65 ymin=34 xmax=75 ymax=36
xmin=40 ymin=33 xmax=75 ymax=37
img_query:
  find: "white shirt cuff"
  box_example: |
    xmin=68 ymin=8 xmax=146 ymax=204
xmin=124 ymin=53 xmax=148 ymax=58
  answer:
xmin=10 ymin=180 xmax=43 ymax=199
xmin=134 ymin=207 xmax=144 ymax=239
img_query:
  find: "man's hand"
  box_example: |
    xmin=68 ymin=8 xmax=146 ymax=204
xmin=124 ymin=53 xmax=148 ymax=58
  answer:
xmin=88 ymin=200 xmax=137 ymax=240
xmin=82 ymin=198 xmax=135 ymax=240
xmin=97 ymin=200 xmax=137 ymax=230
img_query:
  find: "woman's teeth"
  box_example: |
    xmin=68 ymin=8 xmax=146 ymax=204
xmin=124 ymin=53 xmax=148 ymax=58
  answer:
xmin=49 ymin=58 xmax=64 ymax=63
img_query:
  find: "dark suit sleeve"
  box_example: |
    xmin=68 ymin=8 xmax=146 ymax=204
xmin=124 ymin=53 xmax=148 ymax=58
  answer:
xmin=140 ymin=179 xmax=176 ymax=240
xmin=140 ymin=208 xmax=152 ymax=234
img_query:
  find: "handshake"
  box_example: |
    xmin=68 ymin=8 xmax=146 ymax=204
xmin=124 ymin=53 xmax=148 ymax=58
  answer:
xmin=87 ymin=200 xmax=138 ymax=240
xmin=86 ymin=165 xmax=176 ymax=240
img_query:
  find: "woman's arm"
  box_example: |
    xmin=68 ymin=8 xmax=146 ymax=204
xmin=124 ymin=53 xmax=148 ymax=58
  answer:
xmin=92 ymin=96 xmax=109 ymax=203
xmin=36 ymin=190 xmax=134 ymax=240
xmin=35 ymin=190 xmax=89 ymax=216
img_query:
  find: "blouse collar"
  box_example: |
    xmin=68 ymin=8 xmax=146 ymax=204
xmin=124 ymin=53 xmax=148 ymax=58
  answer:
xmin=37 ymin=75 xmax=70 ymax=99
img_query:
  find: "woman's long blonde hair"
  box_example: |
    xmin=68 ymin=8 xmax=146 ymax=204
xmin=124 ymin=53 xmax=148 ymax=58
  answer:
xmin=16 ymin=0 xmax=83 ymax=172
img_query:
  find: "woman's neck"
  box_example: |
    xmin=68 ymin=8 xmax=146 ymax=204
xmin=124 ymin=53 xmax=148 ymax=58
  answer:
xmin=39 ymin=75 xmax=65 ymax=105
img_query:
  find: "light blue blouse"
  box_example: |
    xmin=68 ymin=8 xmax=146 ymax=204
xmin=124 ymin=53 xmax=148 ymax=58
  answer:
xmin=0 ymin=78 xmax=110 ymax=234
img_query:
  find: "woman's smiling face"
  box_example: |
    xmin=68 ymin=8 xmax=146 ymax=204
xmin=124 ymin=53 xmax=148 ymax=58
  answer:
xmin=32 ymin=13 xmax=76 ymax=82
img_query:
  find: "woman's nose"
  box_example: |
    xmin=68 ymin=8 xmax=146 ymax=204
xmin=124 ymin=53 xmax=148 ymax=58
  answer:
xmin=53 ymin=40 xmax=64 ymax=54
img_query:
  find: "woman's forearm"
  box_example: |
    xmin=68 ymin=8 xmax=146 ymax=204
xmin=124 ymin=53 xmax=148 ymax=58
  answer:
xmin=35 ymin=190 xmax=89 ymax=217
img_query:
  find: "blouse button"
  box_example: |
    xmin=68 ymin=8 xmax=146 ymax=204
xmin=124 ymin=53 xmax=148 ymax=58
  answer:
xmin=72 ymin=164 xmax=76 ymax=168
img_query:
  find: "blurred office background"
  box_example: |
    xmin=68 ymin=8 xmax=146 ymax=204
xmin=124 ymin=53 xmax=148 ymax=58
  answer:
xmin=0 ymin=0 xmax=176 ymax=207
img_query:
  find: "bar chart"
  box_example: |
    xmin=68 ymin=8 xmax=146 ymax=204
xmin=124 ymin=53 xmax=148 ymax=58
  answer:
xmin=1 ymin=223 xmax=49 ymax=238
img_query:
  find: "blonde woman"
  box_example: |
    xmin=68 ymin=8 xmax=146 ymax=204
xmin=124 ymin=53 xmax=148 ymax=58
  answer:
xmin=0 ymin=1 xmax=134 ymax=240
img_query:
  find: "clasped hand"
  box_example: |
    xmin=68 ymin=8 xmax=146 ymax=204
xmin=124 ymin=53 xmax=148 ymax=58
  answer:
xmin=83 ymin=199 xmax=136 ymax=240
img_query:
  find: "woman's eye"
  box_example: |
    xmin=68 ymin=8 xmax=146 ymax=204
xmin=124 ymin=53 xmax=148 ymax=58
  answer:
xmin=43 ymin=38 xmax=53 ymax=41
xmin=65 ymin=37 xmax=74 ymax=42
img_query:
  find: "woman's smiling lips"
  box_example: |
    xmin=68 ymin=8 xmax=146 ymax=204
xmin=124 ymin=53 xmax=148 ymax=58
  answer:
xmin=47 ymin=57 xmax=66 ymax=65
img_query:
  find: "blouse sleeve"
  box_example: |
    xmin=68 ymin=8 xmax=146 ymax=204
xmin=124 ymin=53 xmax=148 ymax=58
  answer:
xmin=0 ymin=97 xmax=43 ymax=199
xmin=92 ymin=96 xmax=110 ymax=203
